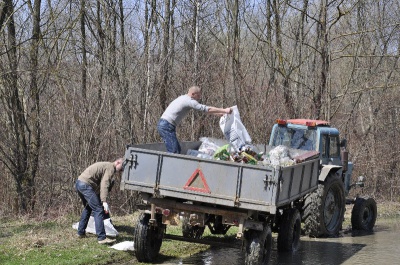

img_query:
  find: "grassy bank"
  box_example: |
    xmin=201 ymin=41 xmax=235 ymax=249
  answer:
xmin=0 ymin=212 xmax=228 ymax=265
xmin=1 ymin=201 xmax=399 ymax=265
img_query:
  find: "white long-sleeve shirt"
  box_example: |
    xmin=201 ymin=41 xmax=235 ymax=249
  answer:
xmin=161 ymin=95 xmax=209 ymax=126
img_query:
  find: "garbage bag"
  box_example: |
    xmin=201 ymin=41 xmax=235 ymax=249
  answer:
xmin=213 ymin=144 xmax=232 ymax=161
xmin=268 ymin=145 xmax=295 ymax=166
xmin=110 ymin=241 xmax=134 ymax=251
xmin=198 ymin=137 xmax=220 ymax=156
xmin=219 ymin=106 xmax=252 ymax=151
xmin=187 ymin=149 xmax=213 ymax=159
xmin=72 ymin=216 xmax=119 ymax=237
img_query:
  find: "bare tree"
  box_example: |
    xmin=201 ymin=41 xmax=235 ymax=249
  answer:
xmin=80 ymin=0 xmax=87 ymax=100
xmin=0 ymin=0 xmax=42 ymax=214
xmin=160 ymin=0 xmax=171 ymax=111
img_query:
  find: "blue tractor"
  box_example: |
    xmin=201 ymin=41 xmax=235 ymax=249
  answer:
xmin=269 ymin=119 xmax=377 ymax=237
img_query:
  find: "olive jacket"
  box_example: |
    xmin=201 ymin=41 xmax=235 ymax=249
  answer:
xmin=78 ymin=162 xmax=116 ymax=202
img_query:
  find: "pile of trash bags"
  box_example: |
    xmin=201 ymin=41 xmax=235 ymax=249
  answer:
xmin=186 ymin=106 xmax=296 ymax=167
xmin=188 ymin=138 xmax=295 ymax=167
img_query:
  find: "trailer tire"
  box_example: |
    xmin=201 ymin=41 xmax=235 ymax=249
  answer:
xmin=302 ymin=174 xmax=345 ymax=237
xmin=182 ymin=216 xmax=205 ymax=239
xmin=244 ymin=225 xmax=272 ymax=265
xmin=351 ymin=197 xmax=377 ymax=231
xmin=134 ymin=213 xmax=164 ymax=262
xmin=277 ymin=208 xmax=301 ymax=252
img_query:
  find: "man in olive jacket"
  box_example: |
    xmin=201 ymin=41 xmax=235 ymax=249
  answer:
xmin=75 ymin=158 xmax=124 ymax=244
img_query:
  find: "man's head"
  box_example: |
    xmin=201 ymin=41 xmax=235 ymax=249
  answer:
xmin=188 ymin=86 xmax=202 ymax=100
xmin=114 ymin=158 xmax=124 ymax=172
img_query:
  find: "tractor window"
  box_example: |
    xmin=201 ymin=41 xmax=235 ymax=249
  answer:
xmin=321 ymin=135 xmax=328 ymax=158
xmin=272 ymin=127 xmax=316 ymax=151
xmin=272 ymin=126 xmax=292 ymax=147
xmin=329 ymin=136 xmax=340 ymax=157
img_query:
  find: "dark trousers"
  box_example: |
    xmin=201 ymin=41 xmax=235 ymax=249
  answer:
xmin=75 ymin=179 xmax=106 ymax=241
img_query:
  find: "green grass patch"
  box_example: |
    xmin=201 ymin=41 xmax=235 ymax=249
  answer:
xmin=2 ymin=203 xmax=397 ymax=264
xmin=0 ymin=212 xmax=239 ymax=265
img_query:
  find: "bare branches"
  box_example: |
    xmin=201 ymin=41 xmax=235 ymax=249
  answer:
xmin=1 ymin=0 xmax=400 ymax=216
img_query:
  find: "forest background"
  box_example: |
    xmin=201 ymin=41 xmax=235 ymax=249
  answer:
xmin=0 ymin=0 xmax=399 ymax=218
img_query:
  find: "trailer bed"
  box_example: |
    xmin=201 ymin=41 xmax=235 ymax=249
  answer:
xmin=121 ymin=141 xmax=319 ymax=214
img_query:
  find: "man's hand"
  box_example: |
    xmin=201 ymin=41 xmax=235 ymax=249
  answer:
xmin=226 ymin=107 xmax=233 ymax=114
xmin=103 ymin=202 xmax=110 ymax=214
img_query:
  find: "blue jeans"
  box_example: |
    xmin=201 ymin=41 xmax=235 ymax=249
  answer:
xmin=75 ymin=179 xmax=106 ymax=241
xmin=157 ymin=118 xmax=181 ymax=153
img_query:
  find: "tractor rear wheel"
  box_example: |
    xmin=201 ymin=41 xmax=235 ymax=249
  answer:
xmin=303 ymin=174 xmax=346 ymax=237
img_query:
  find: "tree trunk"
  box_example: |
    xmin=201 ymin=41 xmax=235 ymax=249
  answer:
xmin=317 ymin=0 xmax=328 ymax=120
xmin=231 ymin=0 xmax=242 ymax=109
xmin=0 ymin=0 xmax=42 ymax=214
xmin=273 ymin=0 xmax=295 ymax=117
xmin=80 ymin=0 xmax=87 ymax=100
xmin=118 ymin=0 xmax=134 ymax=143
xmin=160 ymin=0 xmax=171 ymax=111
xmin=2 ymin=0 xmax=29 ymax=213
xmin=142 ymin=0 xmax=156 ymax=142
xmin=27 ymin=0 xmax=42 ymax=212
xmin=96 ymin=0 xmax=105 ymax=105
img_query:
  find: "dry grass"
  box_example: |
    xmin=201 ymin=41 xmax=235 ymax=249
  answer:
xmin=376 ymin=201 xmax=400 ymax=218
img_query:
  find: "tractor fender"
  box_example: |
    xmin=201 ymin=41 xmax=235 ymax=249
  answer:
xmin=319 ymin=165 xmax=342 ymax=182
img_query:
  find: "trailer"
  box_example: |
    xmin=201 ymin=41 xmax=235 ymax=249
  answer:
xmin=121 ymin=119 xmax=377 ymax=264
xmin=122 ymin=140 xmax=319 ymax=264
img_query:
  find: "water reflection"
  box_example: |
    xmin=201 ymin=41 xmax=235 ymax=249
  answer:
xmin=167 ymin=220 xmax=400 ymax=265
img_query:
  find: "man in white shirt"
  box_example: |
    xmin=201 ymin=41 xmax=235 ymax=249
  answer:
xmin=157 ymin=86 xmax=233 ymax=153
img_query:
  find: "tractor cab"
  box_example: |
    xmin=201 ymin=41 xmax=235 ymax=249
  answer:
xmin=269 ymin=119 xmax=344 ymax=167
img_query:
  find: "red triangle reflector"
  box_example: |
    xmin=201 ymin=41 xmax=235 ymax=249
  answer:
xmin=184 ymin=168 xmax=211 ymax=193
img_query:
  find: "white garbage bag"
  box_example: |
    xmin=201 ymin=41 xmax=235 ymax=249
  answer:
xmin=198 ymin=137 xmax=220 ymax=156
xmin=110 ymin=241 xmax=135 ymax=251
xmin=219 ymin=106 xmax=252 ymax=151
xmin=268 ymin=145 xmax=295 ymax=166
xmin=72 ymin=216 xmax=119 ymax=237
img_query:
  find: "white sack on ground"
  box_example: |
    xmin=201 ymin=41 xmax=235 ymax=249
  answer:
xmin=72 ymin=216 xmax=119 ymax=237
xmin=219 ymin=106 xmax=252 ymax=150
xmin=110 ymin=241 xmax=134 ymax=251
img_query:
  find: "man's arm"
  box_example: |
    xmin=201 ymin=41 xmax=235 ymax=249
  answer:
xmin=207 ymin=106 xmax=232 ymax=116
xmin=100 ymin=169 xmax=114 ymax=203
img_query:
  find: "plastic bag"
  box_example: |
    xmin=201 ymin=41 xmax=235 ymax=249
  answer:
xmin=72 ymin=216 xmax=119 ymax=237
xmin=268 ymin=145 xmax=295 ymax=166
xmin=213 ymin=144 xmax=232 ymax=161
xmin=187 ymin=149 xmax=213 ymax=159
xmin=219 ymin=106 xmax=252 ymax=151
xmin=110 ymin=241 xmax=134 ymax=251
xmin=198 ymin=137 xmax=220 ymax=156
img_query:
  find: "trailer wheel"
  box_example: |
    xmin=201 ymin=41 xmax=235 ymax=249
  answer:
xmin=244 ymin=225 xmax=272 ymax=265
xmin=351 ymin=197 xmax=377 ymax=231
xmin=182 ymin=216 xmax=205 ymax=239
xmin=134 ymin=213 xmax=164 ymax=262
xmin=277 ymin=208 xmax=301 ymax=252
xmin=303 ymin=174 xmax=345 ymax=237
